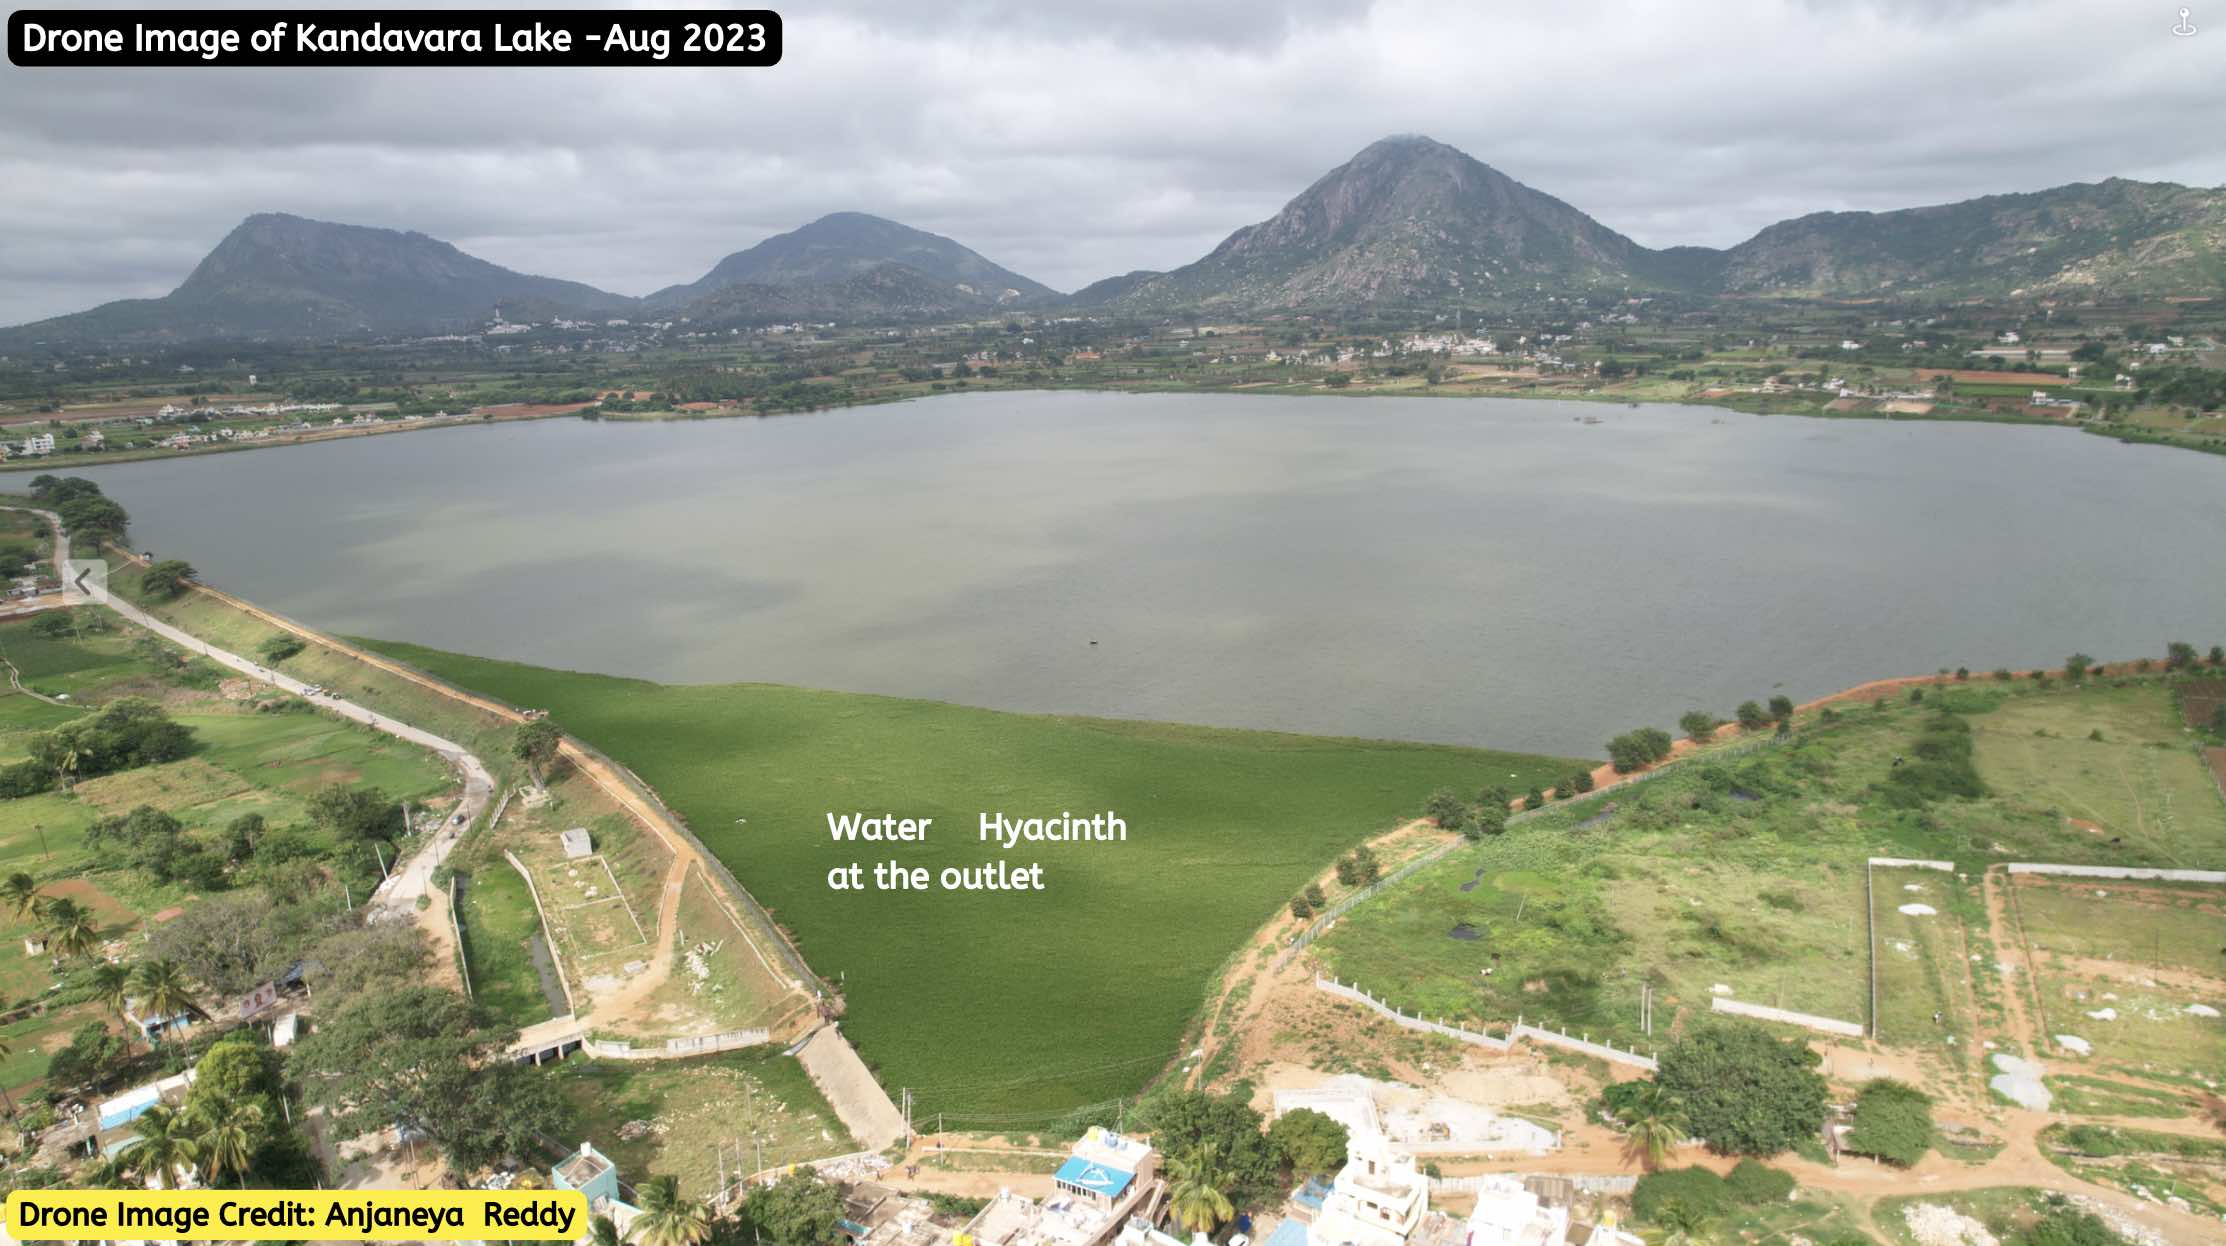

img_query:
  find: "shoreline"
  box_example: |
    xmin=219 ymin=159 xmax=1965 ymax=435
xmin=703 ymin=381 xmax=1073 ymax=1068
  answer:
xmin=10 ymin=377 xmax=2221 ymax=475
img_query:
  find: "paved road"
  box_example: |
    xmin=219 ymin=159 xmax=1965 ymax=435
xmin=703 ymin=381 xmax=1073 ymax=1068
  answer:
xmin=7 ymin=507 xmax=493 ymax=916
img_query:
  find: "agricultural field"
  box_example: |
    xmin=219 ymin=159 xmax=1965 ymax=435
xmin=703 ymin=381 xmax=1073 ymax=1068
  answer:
xmin=355 ymin=639 xmax=1586 ymax=1117
xmin=2007 ymin=877 xmax=2226 ymax=1082
xmin=0 ymin=607 xmax=459 ymax=1095
xmin=1316 ymin=675 xmax=2226 ymax=1055
xmin=542 ymin=1047 xmax=857 ymax=1198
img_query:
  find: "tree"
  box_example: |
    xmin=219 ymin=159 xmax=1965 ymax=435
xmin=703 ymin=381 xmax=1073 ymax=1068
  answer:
xmin=121 ymin=1104 xmax=201 ymax=1189
xmin=87 ymin=961 xmax=133 ymax=1032
xmin=1423 ymin=789 xmax=1468 ymax=830
xmin=1615 ymin=1081 xmax=1688 ymax=1171
xmin=193 ymin=1097 xmax=267 ymax=1186
xmin=2167 ymin=641 xmax=2199 ymax=670
xmin=307 ymin=784 xmax=403 ymax=843
xmin=511 ymin=719 xmax=562 ymax=787
xmin=0 ymin=872 xmax=39 ymax=919
xmin=1288 ymin=896 xmax=1312 ymax=920
xmin=1679 ymin=711 xmax=1719 ymax=745
xmin=737 ymin=1173 xmax=841 ymax=1246
xmin=587 ymin=1216 xmax=627 ymax=1246
xmin=40 ymin=896 xmax=101 ymax=961
xmin=1655 ymin=1022 xmax=1828 ymax=1156
xmin=1468 ymin=803 xmax=1508 ymax=840
xmin=1132 ymin=1088 xmax=1277 ymax=1204
xmin=294 ymin=985 xmax=561 ymax=1173
xmin=1167 ymin=1144 xmax=1239 ymax=1235
xmin=2210 ymin=645 xmax=2225 ymax=668
xmin=1303 ymin=883 xmax=1326 ymax=908
xmin=1766 ymin=695 xmax=1794 ymax=724
xmin=1268 ymin=1108 xmax=1348 ymax=1177
xmin=1607 ymin=727 xmax=1674 ymax=773
xmin=140 ymin=560 xmax=199 ymax=601
xmin=1734 ymin=701 xmax=1769 ymax=731
xmin=1842 ymin=1079 xmax=1933 ymax=1166
xmin=45 ymin=1020 xmax=131 ymax=1092
xmin=133 ymin=958 xmax=211 ymax=1032
xmin=2064 ymin=653 xmax=2094 ymax=681
xmin=55 ymin=494 xmax=130 ymax=544
xmin=632 ymin=1175 xmax=712 ymax=1246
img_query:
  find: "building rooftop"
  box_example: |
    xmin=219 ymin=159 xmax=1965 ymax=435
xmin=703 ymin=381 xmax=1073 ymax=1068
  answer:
xmin=555 ymin=1146 xmax=613 ymax=1188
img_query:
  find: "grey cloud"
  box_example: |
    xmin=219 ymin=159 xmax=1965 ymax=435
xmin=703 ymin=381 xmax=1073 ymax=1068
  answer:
xmin=1 ymin=0 xmax=2221 ymax=323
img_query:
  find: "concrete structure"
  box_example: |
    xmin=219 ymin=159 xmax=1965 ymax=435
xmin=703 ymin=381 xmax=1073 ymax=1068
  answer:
xmin=561 ymin=826 xmax=594 ymax=859
xmin=963 ymin=1130 xmax=1162 ymax=1246
xmin=1309 ymin=1133 xmax=1426 ymax=1246
xmin=553 ymin=1141 xmax=641 ymax=1237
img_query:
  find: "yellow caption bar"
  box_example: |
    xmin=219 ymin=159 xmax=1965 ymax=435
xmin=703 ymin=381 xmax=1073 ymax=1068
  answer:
xmin=5 ymin=1189 xmax=591 ymax=1240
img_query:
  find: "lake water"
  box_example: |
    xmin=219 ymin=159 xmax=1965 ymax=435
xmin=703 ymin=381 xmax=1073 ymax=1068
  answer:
xmin=71 ymin=391 xmax=2226 ymax=757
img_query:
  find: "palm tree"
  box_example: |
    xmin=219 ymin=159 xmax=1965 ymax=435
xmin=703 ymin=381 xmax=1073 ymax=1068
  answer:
xmin=1615 ymin=1082 xmax=1688 ymax=1172
xmin=1165 ymin=1144 xmax=1238 ymax=1236
xmin=0 ymin=872 xmax=39 ymax=919
xmin=192 ymin=1098 xmax=264 ymax=1187
xmin=40 ymin=897 xmax=100 ymax=962
xmin=1652 ymin=1198 xmax=1715 ymax=1246
xmin=133 ymin=959 xmax=209 ymax=1039
xmin=88 ymin=961 xmax=133 ymax=1029
xmin=52 ymin=744 xmax=80 ymax=793
xmin=629 ymin=1175 xmax=709 ymax=1246
xmin=587 ymin=1215 xmax=627 ymax=1246
xmin=0 ymin=1034 xmax=13 ymax=1117
xmin=121 ymin=1104 xmax=201 ymax=1189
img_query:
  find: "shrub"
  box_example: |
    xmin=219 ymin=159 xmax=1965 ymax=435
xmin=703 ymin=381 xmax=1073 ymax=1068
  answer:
xmin=1723 ymin=1157 xmax=1795 ymax=1204
xmin=1843 ymin=1079 xmax=1933 ymax=1166
xmin=257 ymin=634 xmax=306 ymax=663
xmin=1882 ymin=713 xmax=1986 ymax=807
xmin=1606 ymin=727 xmax=1674 ymax=773
xmin=1288 ymin=896 xmax=1312 ymax=920
xmin=1630 ymin=1166 xmax=1729 ymax=1221
xmin=1424 ymin=788 xmax=1468 ymax=829
xmin=1735 ymin=701 xmax=1769 ymax=730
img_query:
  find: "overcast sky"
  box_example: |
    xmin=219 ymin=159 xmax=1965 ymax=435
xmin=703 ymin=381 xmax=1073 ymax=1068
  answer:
xmin=2 ymin=0 xmax=2222 ymax=324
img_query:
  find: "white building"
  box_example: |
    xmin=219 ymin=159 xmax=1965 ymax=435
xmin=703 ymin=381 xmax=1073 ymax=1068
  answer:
xmin=1309 ymin=1133 xmax=1426 ymax=1246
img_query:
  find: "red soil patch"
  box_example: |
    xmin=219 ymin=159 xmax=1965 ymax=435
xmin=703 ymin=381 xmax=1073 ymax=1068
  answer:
xmin=40 ymin=878 xmax=136 ymax=933
xmin=151 ymin=907 xmax=186 ymax=923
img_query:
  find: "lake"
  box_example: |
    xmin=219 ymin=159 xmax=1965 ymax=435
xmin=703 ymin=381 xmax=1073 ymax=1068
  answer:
xmin=69 ymin=391 xmax=2226 ymax=757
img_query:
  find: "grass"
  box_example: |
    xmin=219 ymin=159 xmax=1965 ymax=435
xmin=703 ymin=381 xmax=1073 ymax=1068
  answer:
xmin=2042 ymin=1074 xmax=2193 ymax=1119
xmin=2010 ymin=877 xmax=2226 ymax=1081
xmin=352 ymin=639 xmax=1585 ymax=1116
xmin=1317 ymin=676 xmax=2226 ymax=1056
xmin=543 ymin=1047 xmax=856 ymax=1198
xmin=1968 ymin=681 xmax=2226 ymax=865
xmin=1870 ymin=866 xmax=1987 ymax=1073
xmin=454 ymin=861 xmax=559 ymax=1028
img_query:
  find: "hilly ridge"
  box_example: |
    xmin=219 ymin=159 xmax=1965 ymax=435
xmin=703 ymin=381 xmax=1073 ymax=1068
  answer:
xmin=1090 ymin=135 xmax=2226 ymax=312
xmin=6 ymin=139 xmax=2224 ymax=346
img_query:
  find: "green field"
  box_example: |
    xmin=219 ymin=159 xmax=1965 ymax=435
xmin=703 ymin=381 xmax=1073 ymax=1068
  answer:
xmin=1969 ymin=682 xmax=2226 ymax=865
xmin=354 ymin=640 xmax=1585 ymax=1116
xmin=455 ymin=862 xmax=560 ymax=1028
xmin=1317 ymin=677 xmax=2226 ymax=1053
xmin=543 ymin=1047 xmax=856 ymax=1198
xmin=0 ymin=611 xmax=457 ymax=1092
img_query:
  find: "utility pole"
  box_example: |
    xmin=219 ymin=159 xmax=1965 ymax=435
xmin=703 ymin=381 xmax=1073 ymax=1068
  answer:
xmin=373 ymin=841 xmax=390 ymax=879
xmin=901 ymin=1088 xmax=913 ymax=1148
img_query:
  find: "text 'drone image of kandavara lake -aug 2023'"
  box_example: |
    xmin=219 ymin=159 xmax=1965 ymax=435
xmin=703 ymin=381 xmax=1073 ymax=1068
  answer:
xmin=70 ymin=390 xmax=2226 ymax=757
